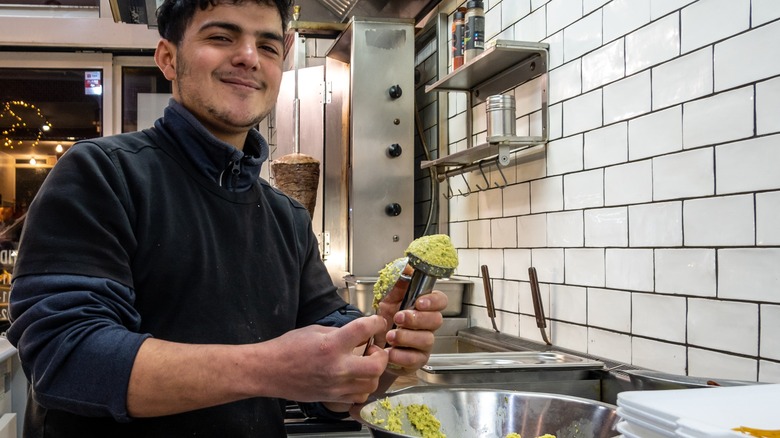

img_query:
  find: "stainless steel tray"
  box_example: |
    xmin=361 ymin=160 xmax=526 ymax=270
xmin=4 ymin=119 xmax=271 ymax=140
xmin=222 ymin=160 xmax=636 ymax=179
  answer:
xmin=421 ymin=351 xmax=604 ymax=373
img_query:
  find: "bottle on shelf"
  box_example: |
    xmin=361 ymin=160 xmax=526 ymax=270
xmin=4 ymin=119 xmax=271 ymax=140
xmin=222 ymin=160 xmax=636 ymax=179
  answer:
xmin=463 ymin=0 xmax=485 ymax=63
xmin=451 ymin=7 xmax=466 ymax=70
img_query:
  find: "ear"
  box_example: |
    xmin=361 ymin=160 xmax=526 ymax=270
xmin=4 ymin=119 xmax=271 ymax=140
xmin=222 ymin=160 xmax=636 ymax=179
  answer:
xmin=155 ymin=39 xmax=177 ymax=81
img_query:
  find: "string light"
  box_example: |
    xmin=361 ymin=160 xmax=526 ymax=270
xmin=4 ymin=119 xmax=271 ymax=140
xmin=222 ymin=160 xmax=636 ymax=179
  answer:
xmin=0 ymin=100 xmax=52 ymax=149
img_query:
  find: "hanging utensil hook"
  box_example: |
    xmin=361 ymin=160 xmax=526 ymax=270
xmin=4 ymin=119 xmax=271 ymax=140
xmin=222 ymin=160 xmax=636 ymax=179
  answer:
xmin=494 ymin=158 xmax=508 ymax=188
xmin=457 ymin=172 xmax=472 ymax=196
xmin=475 ymin=161 xmax=490 ymax=191
xmin=443 ymin=176 xmax=454 ymax=199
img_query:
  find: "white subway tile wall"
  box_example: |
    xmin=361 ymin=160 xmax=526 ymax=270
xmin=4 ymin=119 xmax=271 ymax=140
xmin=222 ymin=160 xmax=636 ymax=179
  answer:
xmin=757 ymin=77 xmax=780 ymax=135
xmin=603 ymin=72 xmax=651 ymax=123
xmin=682 ymin=86 xmax=754 ymax=149
xmin=584 ymin=207 xmax=627 ymax=247
xmin=564 ymin=10 xmax=603 ymax=63
xmin=688 ymin=347 xmax=758 ymax=381
xmin=756 ymin=191 xmax=780 ymax=245
xmin=652 ymin=48 xmax=713 ymax=110
xmin=547 ymin=134 xmax=584 ymax=176
xmin=625 ymin=12 xmax=679 ymax=75
xmin=628 ymin=201 xmax=682 ymax=247
xmin=588 ymin=288 xmax=632 ymax=332
xmin=652 ymin=148 xmax=714 ymax=200
xmin=632 ymin=292 xmax=686 ymax=343
xmin=761 ymin=305 xmax=780 ymax=360
xmin=583 ymin=122 xmax=628 ymax=168
xmin=565 ymin=169 xmax=605 ymax=210
xmin=628 ymin=105 xmax=682 ymax=160
xmin=680 ymin=0 xmax=750 ymax=54
xmin=444 ymin=0 xmax=780 ymax=382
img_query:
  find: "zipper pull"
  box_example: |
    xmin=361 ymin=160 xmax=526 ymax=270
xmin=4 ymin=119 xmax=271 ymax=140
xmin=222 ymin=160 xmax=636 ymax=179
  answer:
xmin=228 ymin=159 xmax=241 ymax=188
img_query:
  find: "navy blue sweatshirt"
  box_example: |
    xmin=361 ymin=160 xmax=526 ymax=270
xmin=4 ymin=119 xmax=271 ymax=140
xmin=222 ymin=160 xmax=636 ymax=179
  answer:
xmin=7 ymin=100 xmax=359 ymax=437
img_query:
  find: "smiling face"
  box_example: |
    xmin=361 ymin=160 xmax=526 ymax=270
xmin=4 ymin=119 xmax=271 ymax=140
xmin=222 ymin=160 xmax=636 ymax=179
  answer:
xmin=154 ymin=2 xmax=284 ymax=148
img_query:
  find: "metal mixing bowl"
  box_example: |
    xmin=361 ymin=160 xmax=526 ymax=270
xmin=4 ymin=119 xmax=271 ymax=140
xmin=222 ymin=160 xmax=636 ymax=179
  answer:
xmin=353 ymin=387 xmax=619 ymax=438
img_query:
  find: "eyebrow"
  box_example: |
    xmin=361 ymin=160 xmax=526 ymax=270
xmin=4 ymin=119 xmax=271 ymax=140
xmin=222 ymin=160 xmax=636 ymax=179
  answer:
xmin=199 ymin=21 xmax=284 ymax=44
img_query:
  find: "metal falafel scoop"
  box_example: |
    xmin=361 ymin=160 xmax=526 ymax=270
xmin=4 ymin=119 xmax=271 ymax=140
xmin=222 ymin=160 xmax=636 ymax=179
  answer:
xmin=363 ymin=235 xmax=458 ymax=355
xmin=397 ymin=234 xmax=459 ymax=311
xmin=372 ymin=257 xmax=411 ymax=313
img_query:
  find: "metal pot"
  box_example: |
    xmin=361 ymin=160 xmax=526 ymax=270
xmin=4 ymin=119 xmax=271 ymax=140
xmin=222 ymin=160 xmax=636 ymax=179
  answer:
xmin=343 ymin=275 xmax=468 ymax=316
xmin=352 ymin=387 xmax=619 ymax=438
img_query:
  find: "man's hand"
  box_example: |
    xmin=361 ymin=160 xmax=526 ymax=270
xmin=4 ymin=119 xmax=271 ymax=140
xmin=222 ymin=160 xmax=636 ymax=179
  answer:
xmin=374 ymin=270 xmax=448 ymax=375
xmin=263 ymin=315 xmax=390 ymax=404
xmin=127 ymin=315 xmax=390 ymax=418
xmin=323 ymin=279 xmax=448 ymax=413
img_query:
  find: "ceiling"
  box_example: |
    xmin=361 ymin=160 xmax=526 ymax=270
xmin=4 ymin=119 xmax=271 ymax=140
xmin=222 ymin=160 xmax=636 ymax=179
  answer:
xmin=2 ymin=0 xmax=443 ymax=161
xmin=293 ymin=0 xmax=442 ymax=24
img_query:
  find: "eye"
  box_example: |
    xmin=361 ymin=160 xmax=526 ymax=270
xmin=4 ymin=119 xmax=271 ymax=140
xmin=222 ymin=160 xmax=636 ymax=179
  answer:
xmin=259 ymin=43 xmax=281 ymax=56
xmin=209 ymin=35 xmax=232 ymax=42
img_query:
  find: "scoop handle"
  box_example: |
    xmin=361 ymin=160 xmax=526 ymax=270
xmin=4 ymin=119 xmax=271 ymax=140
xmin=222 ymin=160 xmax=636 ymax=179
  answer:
xmin=398 ymin=270 xmax=437 ymax=311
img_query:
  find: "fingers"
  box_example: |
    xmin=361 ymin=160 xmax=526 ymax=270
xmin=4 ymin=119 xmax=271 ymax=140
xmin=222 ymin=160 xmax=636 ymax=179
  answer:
xmin=391 ymin=290 xmax=447 ymax=330
xmin=386 ymin=345 xmax=430 ymax=374
xmin=413 ymin=289 xmax=448 ymax=312
xmin=385 ymin=326 xmax=434 ymax=352
xmin=379 ymin=290 xmax=447 ymax=373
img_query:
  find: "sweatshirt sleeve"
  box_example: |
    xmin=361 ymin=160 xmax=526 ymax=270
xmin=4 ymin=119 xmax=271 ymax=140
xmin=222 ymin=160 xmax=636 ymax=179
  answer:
xmin=7 ymin=273 xmax=151 ymax=422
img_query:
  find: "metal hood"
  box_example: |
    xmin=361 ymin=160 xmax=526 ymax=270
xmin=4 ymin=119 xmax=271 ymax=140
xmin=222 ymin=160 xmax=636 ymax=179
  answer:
xmin=293 ymin=0 xmax=442 ymax=24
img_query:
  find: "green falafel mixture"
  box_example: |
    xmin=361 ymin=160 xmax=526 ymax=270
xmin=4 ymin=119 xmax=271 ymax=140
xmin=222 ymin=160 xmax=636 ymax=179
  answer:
xmin=404 ymin=234 xmax=458 ymax=269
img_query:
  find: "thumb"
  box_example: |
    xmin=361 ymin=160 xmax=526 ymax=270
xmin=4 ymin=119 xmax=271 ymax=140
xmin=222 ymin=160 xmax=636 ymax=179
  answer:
xmin=336 ymin=315 xmax=387 ymax=349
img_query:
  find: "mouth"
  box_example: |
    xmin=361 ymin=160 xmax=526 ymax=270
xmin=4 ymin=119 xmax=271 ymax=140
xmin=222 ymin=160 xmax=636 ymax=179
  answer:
xmin=221 ymin=77 xmax=262 ymax=90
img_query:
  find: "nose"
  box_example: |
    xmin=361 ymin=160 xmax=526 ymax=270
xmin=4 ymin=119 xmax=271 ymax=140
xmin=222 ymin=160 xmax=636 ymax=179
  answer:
xmin=232 ymin=39 xmax=260 ymax=69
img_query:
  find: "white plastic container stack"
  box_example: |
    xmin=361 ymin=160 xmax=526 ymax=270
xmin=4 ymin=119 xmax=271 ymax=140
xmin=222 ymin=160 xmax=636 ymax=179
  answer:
xmin=616 ymin=384 xmax=780 ymax=437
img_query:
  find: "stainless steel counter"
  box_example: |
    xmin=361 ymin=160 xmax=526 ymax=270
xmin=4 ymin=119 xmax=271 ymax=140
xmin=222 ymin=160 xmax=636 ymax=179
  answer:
xmin=384 ymin=327 xmax=639 ymax=405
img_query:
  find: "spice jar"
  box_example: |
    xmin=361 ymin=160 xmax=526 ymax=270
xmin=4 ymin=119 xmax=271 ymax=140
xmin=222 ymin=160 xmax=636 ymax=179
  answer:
xmin=464 ymin=0 xmax=485 ymax=63
xmin=451 ymin=8 xmax=466 ymax=70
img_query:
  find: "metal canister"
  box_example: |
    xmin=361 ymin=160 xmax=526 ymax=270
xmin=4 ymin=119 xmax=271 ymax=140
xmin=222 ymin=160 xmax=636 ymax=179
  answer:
xmin=486 ymin=94 xmax=516 ymax=138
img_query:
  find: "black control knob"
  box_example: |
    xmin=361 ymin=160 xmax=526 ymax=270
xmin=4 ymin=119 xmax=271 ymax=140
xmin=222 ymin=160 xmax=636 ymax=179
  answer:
xmin=388 ymin=85 xmax=403 ymax=99
xmin=385 ymin=203 xmax=402 ymax=216
xmin=387 ymin=143 xmax=402 ymax=158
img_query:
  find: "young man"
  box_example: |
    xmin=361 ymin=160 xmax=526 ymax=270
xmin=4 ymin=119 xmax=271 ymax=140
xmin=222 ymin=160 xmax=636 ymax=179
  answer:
xmin=6 ymin=0 xmax=447 ymax=436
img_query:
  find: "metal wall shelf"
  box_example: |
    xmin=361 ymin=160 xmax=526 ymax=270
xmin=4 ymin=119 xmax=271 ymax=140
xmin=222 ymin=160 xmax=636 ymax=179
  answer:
xmin=425 ymin=40 xmax=549 ymax=102
xmin=423 ymin=39 xmax=549 ymax=178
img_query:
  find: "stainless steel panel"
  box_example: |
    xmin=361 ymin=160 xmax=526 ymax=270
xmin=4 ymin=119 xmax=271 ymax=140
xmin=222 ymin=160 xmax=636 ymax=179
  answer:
xmin=322 ymin=57 xmax=351 ymax=281
xmin=346 ymin=18 xmax=415 ymax=277
xmin=276 ymin=18 xmax=415 ymax=283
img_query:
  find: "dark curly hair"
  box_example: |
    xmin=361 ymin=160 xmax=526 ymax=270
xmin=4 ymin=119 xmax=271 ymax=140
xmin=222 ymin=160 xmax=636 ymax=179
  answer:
xmin=156 ymin=0 xmax=293 ymax=44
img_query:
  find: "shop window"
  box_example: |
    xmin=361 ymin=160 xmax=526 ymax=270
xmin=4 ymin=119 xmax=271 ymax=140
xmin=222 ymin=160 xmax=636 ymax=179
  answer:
xmin=0 ymin=67 xmax=104 ymax=316
xmin=121 ymin=66 xmax=171 ymax=132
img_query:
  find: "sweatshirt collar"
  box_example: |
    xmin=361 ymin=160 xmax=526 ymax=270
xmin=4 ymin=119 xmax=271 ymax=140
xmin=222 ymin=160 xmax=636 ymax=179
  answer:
xmin=154 ymin=99 xmax=268 ymax=192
